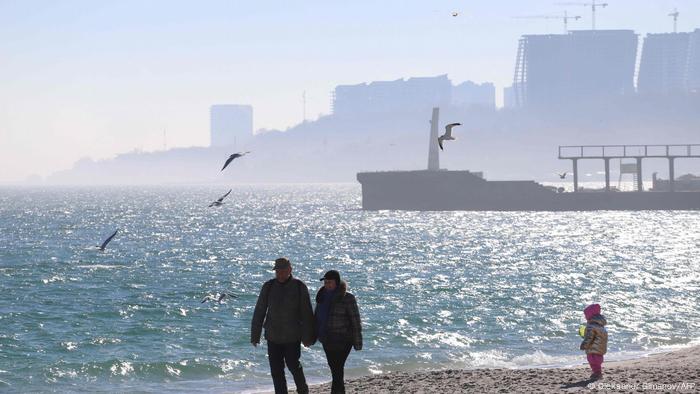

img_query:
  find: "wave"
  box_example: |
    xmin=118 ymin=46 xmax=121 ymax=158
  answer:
xmin=466 ymin=339 xmax=700 ymax=370
xmin=44 ymin=358 xmax=260 ymax=382
xmin=76 ymin=264 xmax=124 ymax=269
xmin=346 ymin=339 xmax=700 ymax=379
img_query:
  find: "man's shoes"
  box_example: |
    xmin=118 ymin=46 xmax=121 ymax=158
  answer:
xmin=589 ymin=373 xmax=602 ymax=381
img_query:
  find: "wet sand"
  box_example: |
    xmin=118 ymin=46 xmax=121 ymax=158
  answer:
xmin=304 ymin=346 xmax=700 ymax=393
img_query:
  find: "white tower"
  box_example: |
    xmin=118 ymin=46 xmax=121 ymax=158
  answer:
xmin=427 ymin=107 xmax=440 ymax=171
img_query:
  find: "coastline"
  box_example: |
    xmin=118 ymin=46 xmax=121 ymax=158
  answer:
xmin=301 ymin=346 xmax=700 ymax=393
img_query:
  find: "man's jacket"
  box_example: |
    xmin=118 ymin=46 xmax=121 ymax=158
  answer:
xmin=251 ymin=275 xmax=315 ymax=345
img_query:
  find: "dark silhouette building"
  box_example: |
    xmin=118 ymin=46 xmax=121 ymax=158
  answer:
xmin=332 ymin=75 xmax=452 ymax=115
xmin=513 ymin=30 xmax=638 ymax=108
xmin=638 ymin=32 xmax=692 ymax=95
xmin=452 ymin=81 xmax=496 ymax=109
xmin=331 ymin=75 xmax=495 ymax=115
xmin=687 ymin=29 xmax=700 ymax=94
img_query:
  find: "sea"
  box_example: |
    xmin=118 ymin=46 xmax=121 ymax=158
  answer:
xmin=1 ymin=184 xmax=699 ymax=393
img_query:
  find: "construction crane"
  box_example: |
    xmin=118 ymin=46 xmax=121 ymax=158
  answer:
xmin=556 ymin=1 xmax=608 ymax=30
xmin=514 ymin=11 xmax=582 ymax=33
xmin=669 ymin=8 xmax=679 ymax=33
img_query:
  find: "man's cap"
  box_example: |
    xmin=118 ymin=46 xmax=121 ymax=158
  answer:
xmin=273 ymin=258 xmax=291 ymax=270
xmin=319 ymin=270 xmax=341 ymax=283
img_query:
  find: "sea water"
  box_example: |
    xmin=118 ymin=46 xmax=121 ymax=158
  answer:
xmin=1 ymin=185 xmax=698 ymax=392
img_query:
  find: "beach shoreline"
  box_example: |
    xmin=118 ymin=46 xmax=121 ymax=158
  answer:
xmin=300 ymin=345 xmax=700 ymax=393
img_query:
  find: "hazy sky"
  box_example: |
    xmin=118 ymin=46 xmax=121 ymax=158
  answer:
xmin=1 ymin=0 xmax=698 ymax=181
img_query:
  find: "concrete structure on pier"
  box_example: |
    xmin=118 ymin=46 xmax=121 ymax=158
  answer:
xmin=653 ymin=173 xmax=700 ymax=191
xmin=559 ymin=144 xmax=700 ymax=192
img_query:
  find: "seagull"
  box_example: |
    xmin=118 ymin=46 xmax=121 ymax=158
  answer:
xmin=98 ymin=229 xmax=118 ymax=251
xmin=201 ymin=292 xmax=238 ymax=303
xmin=452 ymin=11 xmax=459 ymax=17
xmin=437 ymin=122 xmax=461 ymax=151
xmin=208 ymin=189 xmax=232 ymax=207
xmin=220 ymin=151 xmax=251 ymax=171
xmin=557 ymin=172 xmax=568 ymax=179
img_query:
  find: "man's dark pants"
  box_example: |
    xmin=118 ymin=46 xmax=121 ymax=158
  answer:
xmin=267 ymin=340 xmax=308 ymax=394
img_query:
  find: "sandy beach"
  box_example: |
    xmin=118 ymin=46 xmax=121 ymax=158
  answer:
xmin=303 ymin=346 xmax=700 ymax=393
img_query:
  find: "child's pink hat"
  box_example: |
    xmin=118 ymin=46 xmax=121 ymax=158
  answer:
xmin=584 ymin=304 xmax=601 ymax=320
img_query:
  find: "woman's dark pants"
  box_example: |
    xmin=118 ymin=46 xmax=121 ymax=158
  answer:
xmin=322 ymin=342 xmax=352 ymax=394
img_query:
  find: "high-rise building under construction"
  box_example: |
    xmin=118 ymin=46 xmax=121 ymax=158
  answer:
xmin=513 ymin=30 xmax=638 ymax=108
xmin=638 ymin=31 xmax=694 ymax=95
xmin=687 ymin=29 xmax=700 ymax=94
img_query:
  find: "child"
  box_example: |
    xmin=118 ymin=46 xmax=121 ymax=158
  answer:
xmin=580 ymin=303 xmax=608 ymax=380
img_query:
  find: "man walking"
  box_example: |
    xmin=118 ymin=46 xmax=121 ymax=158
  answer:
xmin=251 ymin=257 xmax=315 ymax=394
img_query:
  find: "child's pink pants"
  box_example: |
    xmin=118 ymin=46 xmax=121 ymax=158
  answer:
xmin=587 ymin=354 xmax=603 ymax=375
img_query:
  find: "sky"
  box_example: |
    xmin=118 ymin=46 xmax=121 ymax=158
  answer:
xmin=1 ymin=0 xmax=699 ymax=182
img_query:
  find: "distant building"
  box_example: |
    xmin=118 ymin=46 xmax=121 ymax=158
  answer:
xmin=332 ymin=75 xmax=452 ymax=115
xmin=503 ymin=86 xmax=517 ymax=109
xmin=637 ymin=32 xmax=691 ymax=95
xmin=331 ymin=75 xmax=496 ymax=115
xmin=513 ymin=30 xmax=638 ymax=108
xmin=452 ymin=81 xmax=495 ymax=109
xmin=688 ymin=29 xmax=700 ymax=94
xmin=210 ymin=105 xmax=253 ymax=148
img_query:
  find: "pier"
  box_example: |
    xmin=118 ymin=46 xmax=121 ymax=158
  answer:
xmin=559 ymin=144 xmax=700 ymax=192
xmin=357 ymin=111 xmax=700 ymax=211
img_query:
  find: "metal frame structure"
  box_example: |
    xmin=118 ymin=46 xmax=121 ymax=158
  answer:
xmin=558 ymin=144 xmax=700 ymax=192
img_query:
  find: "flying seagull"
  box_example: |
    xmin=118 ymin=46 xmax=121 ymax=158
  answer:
xmin=208 ymin=189 xmax=232 ymax=207
xmin=557 ymin=172 xmax=568 ymax=179
xmin=201 ymin=292 xmax=238 ymax=303
xmin=437 ymin=122 xmax=461 ymax=150
xmin=220 ymin=151 xmax=251 ymax=171
xmin=452 ymin=11 xmax=459 ymax=17
xmin=98 ymin=229 xmax=118 ymax=251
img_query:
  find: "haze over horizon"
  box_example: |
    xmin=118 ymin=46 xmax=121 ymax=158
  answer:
xmin=1 ymin=0 xmax=699 ymax=182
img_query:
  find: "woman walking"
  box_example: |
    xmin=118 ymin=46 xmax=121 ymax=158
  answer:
xmin=314 ymin=270 xmax=362 ymax=394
